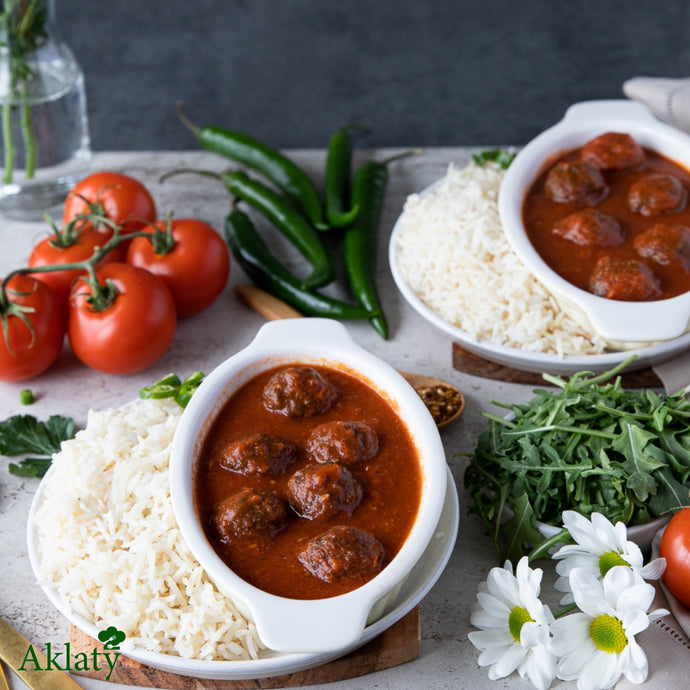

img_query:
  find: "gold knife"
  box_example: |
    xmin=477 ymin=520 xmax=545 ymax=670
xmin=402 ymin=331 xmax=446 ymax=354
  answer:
xmin=0 ymin=616 xmax=83 ymax=689
xmin=0 ymin=660 xmax=10 ymax=690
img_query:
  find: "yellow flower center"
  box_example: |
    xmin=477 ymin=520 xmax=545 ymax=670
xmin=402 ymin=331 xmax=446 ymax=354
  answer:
xmin=598 ymin=550 xmax=630 ymax=577
xmin=508 ymin=606 xmax=533 ymax=642
xmin=590 ymin=614 xmax=628 ymax=653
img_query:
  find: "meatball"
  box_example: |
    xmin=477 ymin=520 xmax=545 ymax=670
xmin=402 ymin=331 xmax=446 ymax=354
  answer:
xmin=628 ymin=173 xmax=687 ymax=216
xmin=218 ymin=432 xmax=297 ymax=476
xmin=589 ymin=256 xmax=661 ymax=301
xmin=263 ymin=366 xmax=337 ymax=418
xmin=633 ymin=224 xmax=690 ymax=269
xmin=298 ymin=525 xmax=385 ymax=583
xmin=544 ymin=160 xmax=607 ymax=205
xmin=580 ymin=132 xmax=645 ymax=170
xmin=287 ymin=462 xmax=363 ymax=519
xmin=212 ymin=487 xmax=287 ymax=542
xmin=305 ymin=421 xmax=379 ymax=467
xmin=553 ymin=209 xmax=624 ymax=247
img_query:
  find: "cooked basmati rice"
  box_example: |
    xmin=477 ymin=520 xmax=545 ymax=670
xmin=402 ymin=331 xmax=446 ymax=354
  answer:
xmin=32 ymin=397 xmax=266 ymax=661
xmin=394 ymin=162 xmax=608 ymax=356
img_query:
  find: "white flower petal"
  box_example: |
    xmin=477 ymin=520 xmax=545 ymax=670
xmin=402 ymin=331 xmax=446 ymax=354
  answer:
xmin=492 ymin=642 xmax=528 ymax=678
xmin=623 ymin=639 xmax=649 ymax=684
xmin=468 ymin=628 xmax=513 ymax=652
xmin=579 ymin=648 xmax=622 ymax=690
xmin=521 ymin=643 xmax=557 ymax=690
xmin=556 ymin=638 xmax=598 ymax=680
xmin=550 ymin=613 xmax=591 ymax=656
xmin=641 ymin=557 xmax=666 ymax=580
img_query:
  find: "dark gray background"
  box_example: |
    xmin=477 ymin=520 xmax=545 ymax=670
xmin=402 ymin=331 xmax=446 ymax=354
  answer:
xmin=57 ymin=0 xmax=690 ymax=152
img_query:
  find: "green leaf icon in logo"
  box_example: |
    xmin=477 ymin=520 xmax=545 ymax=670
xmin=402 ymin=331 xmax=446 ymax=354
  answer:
xmin=98 ymin=626 xmax=126 ymax=649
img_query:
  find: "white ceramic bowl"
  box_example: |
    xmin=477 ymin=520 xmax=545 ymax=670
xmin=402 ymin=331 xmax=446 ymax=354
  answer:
xmin=169 ymin=318 xmax=448 ymax=655
xmin=499 ymin=99 xmax=690 ymax=348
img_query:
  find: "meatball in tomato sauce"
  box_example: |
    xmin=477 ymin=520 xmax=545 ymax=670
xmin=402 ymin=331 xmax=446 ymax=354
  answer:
xmin=288 ymin=462 xmax=363 ymax=519
xmin=590 ymin=256 xmax=662 ymax=301
xmin=298 ymin=525 xmax=385 ymax=583
xmin=633 ymin=224 xmax=690 ymax=269
xmin=262 ymin=366 xmax=337 ymax=418
xmin=305 ymin=421 xmax=379 ymax=467
xmin=628 ymin=173 xmax=687 ymax=216
xmin=553 ymin=209 xmax=624 ymax=247
xmin=212 ymin=487 xmax=287 ymax=543
xmin=544 ymin=160 xmax=608 ymax=205
xmin=580 ymin=132 xmax=645 ymax=171
xmin=219 ymin=432 xmax=297 ymax=476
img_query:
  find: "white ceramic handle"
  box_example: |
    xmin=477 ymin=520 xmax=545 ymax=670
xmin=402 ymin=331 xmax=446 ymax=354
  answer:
xmin=561 ymin=99 xmax=657 ymax=126
xmin=249 ymin=593 xmax=372 ymax=653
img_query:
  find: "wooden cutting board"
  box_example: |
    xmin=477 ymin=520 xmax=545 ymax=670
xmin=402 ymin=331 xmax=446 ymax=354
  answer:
xmin=451 ymin=343 xmax=663 ymax=388
xmin=67 ymin=606 xmax=420 ymax=689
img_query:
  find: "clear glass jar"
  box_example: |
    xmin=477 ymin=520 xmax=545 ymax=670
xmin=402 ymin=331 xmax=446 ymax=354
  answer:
xmin=0 ymin=0 xmax=91 ymax=220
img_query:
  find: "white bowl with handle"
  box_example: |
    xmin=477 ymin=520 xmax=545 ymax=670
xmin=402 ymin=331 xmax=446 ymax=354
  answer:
xmin=169 ymin=318 xmax=448 ymax=654
xmin=499 ymin=99 xmax=690 ymax=348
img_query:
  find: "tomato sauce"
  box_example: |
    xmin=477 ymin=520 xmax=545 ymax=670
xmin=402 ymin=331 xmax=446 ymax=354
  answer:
xmin=522 ymin=137 xmax=690 ymax=301
xmin=194 ymin=364 xmax=423 ymax=600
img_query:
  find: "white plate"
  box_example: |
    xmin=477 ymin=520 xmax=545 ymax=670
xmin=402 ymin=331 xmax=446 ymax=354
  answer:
xmin=27 ymin=464 xmax=459 ymax=681
xmin=388 ymin=182 xmax=690 ymax=376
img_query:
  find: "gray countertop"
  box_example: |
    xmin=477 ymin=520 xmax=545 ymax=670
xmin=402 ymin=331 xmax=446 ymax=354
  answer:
xmin=0 ymin=148 xmax=679 ymax=690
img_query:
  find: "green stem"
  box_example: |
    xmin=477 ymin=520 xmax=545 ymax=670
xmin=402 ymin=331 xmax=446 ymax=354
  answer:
xmin=20 ymin=76 xmax=36 ymax=178
xmin=2 ymin=102 xmax=16 ymax=184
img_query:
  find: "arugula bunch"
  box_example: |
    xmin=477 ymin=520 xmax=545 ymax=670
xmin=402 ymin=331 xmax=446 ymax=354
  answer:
xmin=464 ymin=356 xmax=690 ymax=564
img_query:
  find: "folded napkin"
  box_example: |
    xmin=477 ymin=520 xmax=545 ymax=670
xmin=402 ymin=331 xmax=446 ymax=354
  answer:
xmin=623 ymin=76 xmax=690 ymax=134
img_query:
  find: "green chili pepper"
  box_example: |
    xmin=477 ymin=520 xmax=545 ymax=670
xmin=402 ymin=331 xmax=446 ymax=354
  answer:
xmin=178 ymin=105 xmax=328 ymax=231
xmin=225 ymin=207 xmax=376 ymax=321
xmin=324 ymin=126 xmax=360 ymax=228
xmin=343 ymin=159 xmax=390 ymax=339
xmin=223 ymin=170 xmax=334 ymax=290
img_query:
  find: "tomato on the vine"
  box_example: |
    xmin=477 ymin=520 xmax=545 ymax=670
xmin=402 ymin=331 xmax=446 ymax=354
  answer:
xmin=67 ymin=263 xmax=177 ymax=375
xmin=0 ymin=275 xmax=66 ymax=382
xmin=659 ymin=507 xmax=690 ymax=607
xmin=63 ymin=171 xmax=156 ymax=237
xmin=28 ymin=226 xmax=119 ymax=302
xmin=126 ymin=218 xmax=230 ymax=317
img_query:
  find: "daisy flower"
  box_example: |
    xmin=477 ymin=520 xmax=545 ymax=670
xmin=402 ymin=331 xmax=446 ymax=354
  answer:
xmin=550 ymin=565 xmax=668 ymax=690
xmin=468 ymin=556 xmax=556 ymax=690
xmin=552 ymin=510 xmax=666 ymax=603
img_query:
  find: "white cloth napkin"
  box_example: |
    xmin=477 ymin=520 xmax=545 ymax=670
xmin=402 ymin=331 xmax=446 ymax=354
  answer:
xmin=623 ymin=76 xmax=690 ymax=134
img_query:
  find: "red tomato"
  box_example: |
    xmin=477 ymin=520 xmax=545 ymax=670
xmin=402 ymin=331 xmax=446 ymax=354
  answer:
xmin=28 ymin=227 xmax=119 ymax=302
xmin=63 ymin=171 xmax=156 ymax=236
xmin=0 ymin=275 xmax=66 ymax=382
xmin=659 ymin=507 xmax=690 ymax=607
xmin=67 ymin=263 xmax=177 ymax=375
xmin=126 ymin=218 xmax=230 ymax=317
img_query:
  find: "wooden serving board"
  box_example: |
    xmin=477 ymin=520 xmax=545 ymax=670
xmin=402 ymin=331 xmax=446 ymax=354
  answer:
xmin=68 ymin=606 xmax=420 ymax=689
xmin=452 ymin=343 xmax=664 ymax=388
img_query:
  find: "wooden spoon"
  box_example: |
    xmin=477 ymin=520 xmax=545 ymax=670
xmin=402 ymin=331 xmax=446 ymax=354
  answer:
xmin=235 ymin=284 xmax=465 ymax=430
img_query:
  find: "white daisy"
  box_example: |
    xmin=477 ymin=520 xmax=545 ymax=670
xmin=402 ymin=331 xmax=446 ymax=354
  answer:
xmin=552 ymin=511 xmax=666 ymax=603
xmin=468 ymin=556 xmax=556 ymax=690
xmin=550 ymin=565 xmax=668 ymax=690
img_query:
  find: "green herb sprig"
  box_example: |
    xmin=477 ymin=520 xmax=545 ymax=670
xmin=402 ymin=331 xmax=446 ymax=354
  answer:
xmin=0 ymin=413 xmax=75 ymax=477
xmin=464 ymin=355 xmax=690 ymax=564
xmin=472 ymin=149 xmax=516 ymax=169
xmin=0 ymin=0 xmax=48 ymax=183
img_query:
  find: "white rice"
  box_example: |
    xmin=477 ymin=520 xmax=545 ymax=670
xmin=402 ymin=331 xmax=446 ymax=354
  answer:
xmin=32 ymin=397 xmax=266 ymax=661
xmin=394 ymin=161 xmax=608 ymax=356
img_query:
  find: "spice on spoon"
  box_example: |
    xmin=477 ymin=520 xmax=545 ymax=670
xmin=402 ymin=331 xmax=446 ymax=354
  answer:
xmin=415 ymin=383 xmax=466 ymax=428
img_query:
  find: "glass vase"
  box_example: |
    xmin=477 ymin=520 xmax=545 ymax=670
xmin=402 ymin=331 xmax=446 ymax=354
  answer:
xmin=0 ymin=0 xmax=91 ymax=221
